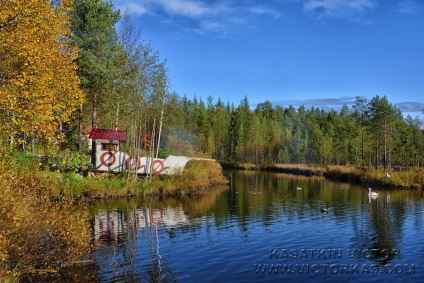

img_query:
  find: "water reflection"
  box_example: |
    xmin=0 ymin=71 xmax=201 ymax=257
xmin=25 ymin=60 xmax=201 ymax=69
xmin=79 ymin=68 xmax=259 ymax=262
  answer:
xmin=350 ymin=192 xmax=399 ymax=265
xmin=90 ymin=171 xmax=424 ymax=282
xmin=93 ymin=206 xmax=182 ymax=282
xmin=94 ymin=207 xmax=189 ymax=242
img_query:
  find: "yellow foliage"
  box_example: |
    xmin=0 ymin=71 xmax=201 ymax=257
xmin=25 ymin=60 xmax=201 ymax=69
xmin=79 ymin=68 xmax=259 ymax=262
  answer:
xmin=0 ymin=0 xmax=85 ymax=146
xmin=152 ymin=160 xmax=229 ymax=196
xmin=0 ymin=153 xmax=91 ymax=280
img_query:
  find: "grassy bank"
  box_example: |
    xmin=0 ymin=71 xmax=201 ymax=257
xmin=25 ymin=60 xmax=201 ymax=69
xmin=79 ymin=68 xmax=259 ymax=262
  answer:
xmin=38 ymin=159 xmax=229 ymax=200
xmin=145 ymin=160 xmax=229 ymax=196
xmin=323 ymin=165 xmax=424 ymax=190
xmin=221 ymin=162 xmax=326 ymax=177
xmin=222 ymin=162 xmax=424 ymax=190
xmin=0 ymin=151 xmax=228 ymax=281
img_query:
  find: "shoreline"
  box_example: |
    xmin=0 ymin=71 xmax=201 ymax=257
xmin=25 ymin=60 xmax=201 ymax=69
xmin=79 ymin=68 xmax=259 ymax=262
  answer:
xmin=220 ymin=162 xmax=424 ymax=190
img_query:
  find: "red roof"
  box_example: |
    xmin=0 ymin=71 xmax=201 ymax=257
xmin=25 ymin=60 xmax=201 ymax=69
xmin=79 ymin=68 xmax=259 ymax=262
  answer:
xmin=88 ymin=128 xmax=127 ymax=142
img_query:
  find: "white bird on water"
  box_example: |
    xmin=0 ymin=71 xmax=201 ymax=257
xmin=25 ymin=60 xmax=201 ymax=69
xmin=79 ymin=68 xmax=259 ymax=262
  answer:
xmin=368 ymin=188 xmax=379 ymax=197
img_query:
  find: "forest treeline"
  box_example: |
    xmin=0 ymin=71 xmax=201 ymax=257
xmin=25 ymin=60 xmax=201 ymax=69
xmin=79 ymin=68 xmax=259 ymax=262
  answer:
xmin=163 ymin=94 xmax=424 ymax=171
xmin=1 ymin=0 xmax=423 ymax=171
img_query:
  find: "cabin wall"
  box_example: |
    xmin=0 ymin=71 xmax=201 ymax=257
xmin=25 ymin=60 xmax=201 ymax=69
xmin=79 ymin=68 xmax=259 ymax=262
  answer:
xmin=93 ymin=138 xmax=216 ymax=175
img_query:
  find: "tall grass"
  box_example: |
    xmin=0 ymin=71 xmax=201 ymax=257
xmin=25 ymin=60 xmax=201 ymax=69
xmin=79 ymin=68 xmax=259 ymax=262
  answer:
xmin=232 ymin=162 xmax=424 ymax=190
xmin=37 ymin=171 xmax=137 ymax=199
xmin=0 ymin=150 xmax=91 ymax=281
xmin=361 ymin=167 xmax=424 ymax=189
xmin=34 ymin=157 xmax=228 ymax=199
xmin=148 ymin=160 xmax=229 ymax=196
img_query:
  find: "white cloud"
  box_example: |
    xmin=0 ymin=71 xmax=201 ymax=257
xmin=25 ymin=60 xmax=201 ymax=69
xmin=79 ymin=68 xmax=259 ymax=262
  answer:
xmin=396 ymin=102 xmax=424 ymax=113
xmin=397 ymin=0 xmax=418 ymax=14
xmin=118 ymin=2 xmax=148 ymax=16
xmin=249 ymin=6 xmax=281 ymax=19
xmin=113 ymin=0 xmax=280 ymax=35
xmin=156 ymin=0 xmax=210 ymax=17
xmin=271 ymin=97 xmax=357 ymax=111
xmin=303 ymin=0 xmax=377 ymax=22
xmin=198 ymin=20 xmax=227 ymax=34
xmin=114 ymin=0 xmax=227 ymax=18
xmin=114 ymin=1 xmax=148 ymax=16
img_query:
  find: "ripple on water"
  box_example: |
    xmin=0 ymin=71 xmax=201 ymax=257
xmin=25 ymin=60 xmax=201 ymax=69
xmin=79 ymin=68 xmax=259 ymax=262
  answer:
xmin=90 ymin=172 xmax=424 ymax=283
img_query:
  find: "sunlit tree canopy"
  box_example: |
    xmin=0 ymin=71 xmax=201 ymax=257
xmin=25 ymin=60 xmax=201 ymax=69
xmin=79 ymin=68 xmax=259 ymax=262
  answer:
xmin=0 ymin=0 xmax=85 ymax=147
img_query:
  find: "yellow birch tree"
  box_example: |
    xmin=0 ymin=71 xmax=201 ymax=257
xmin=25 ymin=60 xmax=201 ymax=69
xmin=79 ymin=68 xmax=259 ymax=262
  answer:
xmin=0 ymin=0 xmax=85 ymax=148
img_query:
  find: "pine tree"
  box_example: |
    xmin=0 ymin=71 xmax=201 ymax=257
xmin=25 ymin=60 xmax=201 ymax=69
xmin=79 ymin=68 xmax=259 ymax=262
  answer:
xmin=369 ymin=96 xmax=398 ymax=170
xmin=71 ymin=0 xmax=121 ymax=161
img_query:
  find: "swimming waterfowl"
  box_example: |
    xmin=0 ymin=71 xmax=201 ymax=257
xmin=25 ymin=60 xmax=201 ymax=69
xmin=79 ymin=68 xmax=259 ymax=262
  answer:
xmin=368 ymin=188 xmax=379 ymax=197
xmin=321 ymin=208 xmax=330 ymax=213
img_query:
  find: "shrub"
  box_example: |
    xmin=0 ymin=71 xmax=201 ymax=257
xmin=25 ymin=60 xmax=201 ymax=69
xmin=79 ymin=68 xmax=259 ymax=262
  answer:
xmin=152 ymin=160 xmax=229 ymax=196
xmin=0 ymin=150 xmax=91 ymax=281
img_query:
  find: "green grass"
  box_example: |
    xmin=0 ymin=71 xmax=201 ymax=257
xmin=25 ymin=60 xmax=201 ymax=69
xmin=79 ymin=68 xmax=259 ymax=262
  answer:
xmin=33 ymin=157 xmax=229 ymax=199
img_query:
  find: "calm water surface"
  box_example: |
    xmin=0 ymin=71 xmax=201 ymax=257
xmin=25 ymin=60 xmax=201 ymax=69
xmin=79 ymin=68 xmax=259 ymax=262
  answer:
xmin=89 ymin=171 xmax=424 ymax=282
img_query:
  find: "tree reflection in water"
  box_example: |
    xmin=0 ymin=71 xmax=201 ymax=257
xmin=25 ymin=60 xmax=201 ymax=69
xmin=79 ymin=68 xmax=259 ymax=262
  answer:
xmin=350 ymin=190 xmax=400 ymax=265
xmin=88 ymin=172 xmax=424 ymax=283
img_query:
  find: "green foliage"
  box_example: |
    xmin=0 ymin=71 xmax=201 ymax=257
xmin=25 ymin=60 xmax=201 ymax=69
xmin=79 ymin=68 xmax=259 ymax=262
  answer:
xmin=69 ymin=153 xmax=83 ymax=173
xmin=157 ymin=147 xmax=180 ymax=159
xmin=5 ymin=150 xmax=37 ymax=174
xmin=159 ymin=94 xmax=423 ymax=170
xmin=42 ymin=172 xmax=134 ymax=199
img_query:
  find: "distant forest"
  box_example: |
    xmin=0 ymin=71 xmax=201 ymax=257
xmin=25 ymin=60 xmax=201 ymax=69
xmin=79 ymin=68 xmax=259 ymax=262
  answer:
xmin=1 ymin=0 xmax=423 ymax=170
xmin=158 ymin=94 xmax=424 ymax=170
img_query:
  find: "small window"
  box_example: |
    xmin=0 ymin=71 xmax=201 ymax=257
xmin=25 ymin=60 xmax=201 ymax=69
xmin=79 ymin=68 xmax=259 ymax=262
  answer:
xmin=102 ymin=143 xmax=119 ymax=151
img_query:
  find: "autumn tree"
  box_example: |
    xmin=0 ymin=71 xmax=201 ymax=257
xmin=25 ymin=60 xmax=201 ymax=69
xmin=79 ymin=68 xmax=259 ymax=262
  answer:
xmin=114 ymin=11 xmax=169 ymax=159
xmin=0 ymin=0 xmax=85 ymax=151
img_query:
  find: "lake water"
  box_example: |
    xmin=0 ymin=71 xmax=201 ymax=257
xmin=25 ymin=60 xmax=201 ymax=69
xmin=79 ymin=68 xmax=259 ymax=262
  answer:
xmin=89 ymin=171 xmax=424 ymax=283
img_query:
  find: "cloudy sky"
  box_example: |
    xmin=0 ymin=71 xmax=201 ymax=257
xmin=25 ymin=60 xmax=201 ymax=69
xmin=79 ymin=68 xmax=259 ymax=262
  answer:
xmin=113 ymin=0 xmax=424 ymax=118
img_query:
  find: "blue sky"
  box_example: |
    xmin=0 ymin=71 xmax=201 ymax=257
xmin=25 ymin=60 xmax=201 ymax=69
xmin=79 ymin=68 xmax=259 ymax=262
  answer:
xmin=113 ymin=0 xmax=424 ymax=119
